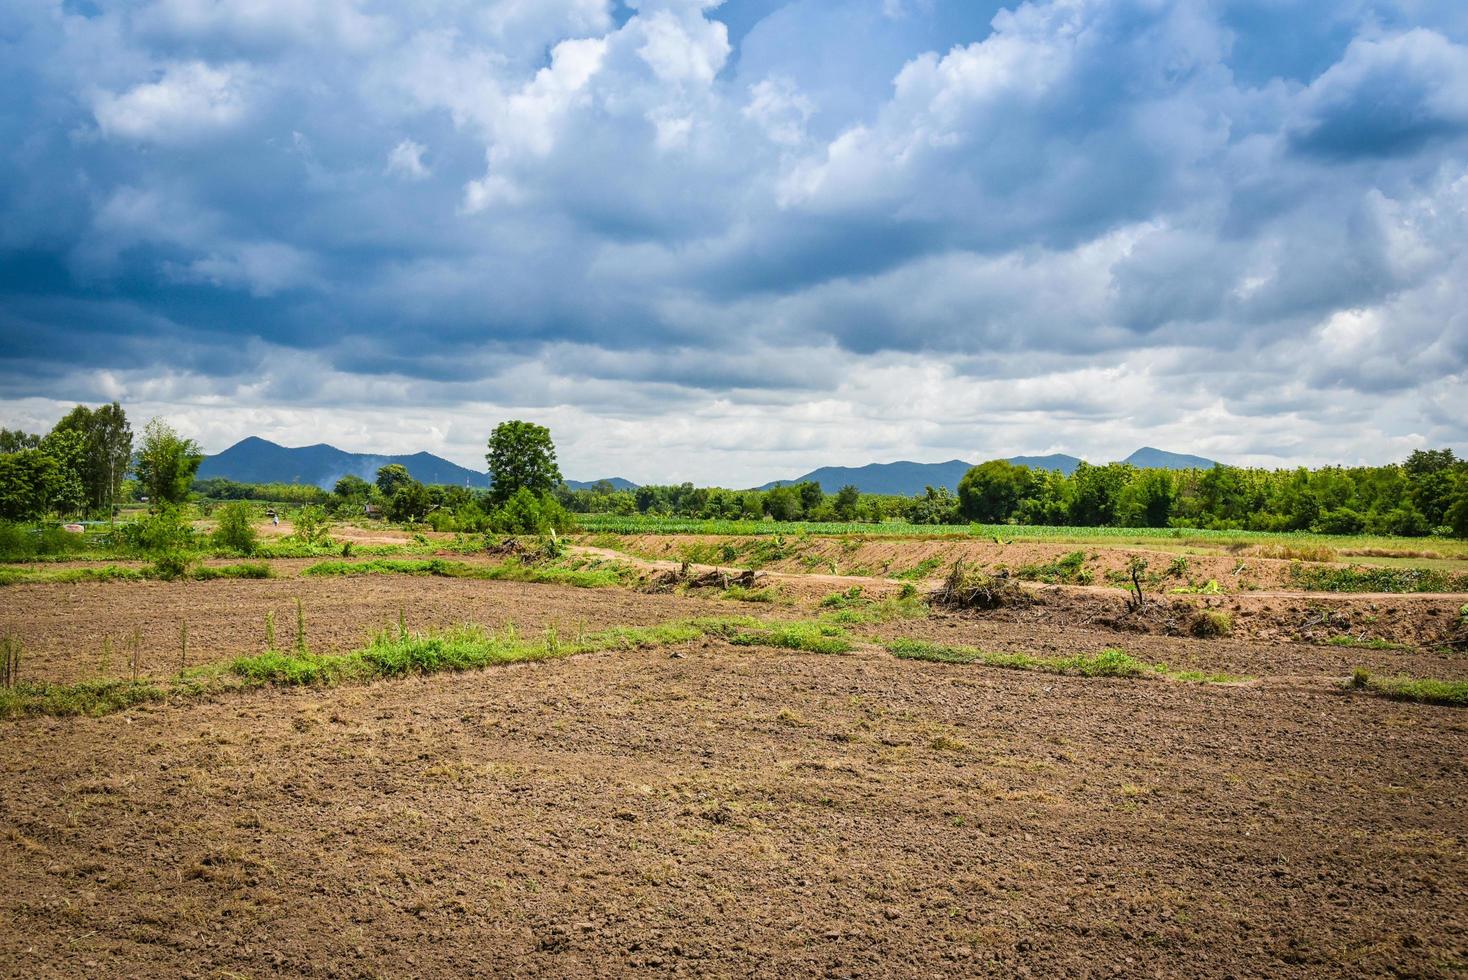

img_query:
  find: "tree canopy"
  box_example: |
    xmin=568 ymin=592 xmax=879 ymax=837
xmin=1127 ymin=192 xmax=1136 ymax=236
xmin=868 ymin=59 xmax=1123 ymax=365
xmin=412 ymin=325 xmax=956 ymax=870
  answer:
xmin=486 ymin=421 xmax=562 ymax=504
xmin=133 ymin=418 xmax=203 ymax=507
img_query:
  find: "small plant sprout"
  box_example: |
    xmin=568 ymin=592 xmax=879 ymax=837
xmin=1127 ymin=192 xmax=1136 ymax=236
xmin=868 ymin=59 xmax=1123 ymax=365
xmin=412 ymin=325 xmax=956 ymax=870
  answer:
xmin=100 ymin=635 xmax=114 ymax=676
xmin=0 ymin=633 xmax=20 ymax=688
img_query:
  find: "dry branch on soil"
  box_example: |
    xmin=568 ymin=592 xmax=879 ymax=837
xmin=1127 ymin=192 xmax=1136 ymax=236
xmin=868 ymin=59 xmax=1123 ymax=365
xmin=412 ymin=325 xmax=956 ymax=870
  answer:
xmin=927 ymin=561 xmax=1034 ymax=610
xmin=648 ymin=563 xmax=765 ymax=592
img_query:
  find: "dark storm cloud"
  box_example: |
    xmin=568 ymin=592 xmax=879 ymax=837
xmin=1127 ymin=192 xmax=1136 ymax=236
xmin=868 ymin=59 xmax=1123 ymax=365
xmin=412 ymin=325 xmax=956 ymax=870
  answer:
xmin=0 ymin=0 xmax=1465 ymax=474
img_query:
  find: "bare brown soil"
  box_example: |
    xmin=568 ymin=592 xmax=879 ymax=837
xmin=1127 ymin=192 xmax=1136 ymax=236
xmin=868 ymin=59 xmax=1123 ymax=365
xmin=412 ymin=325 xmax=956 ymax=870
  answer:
xmin=592 ymin=532 xmax=1468 ymax=593
xmin=2 ymin=621 xmax=1465 ymax=977
xmin=4 ymin=527 xmax=1466 ymax=977
xmin=0 ymin=576 xmax=750 ymax=685
xmin=4 ymin=548 xmax=1466 ymax=686
xmin=577 ymin=541 xmax=1468 ymax=651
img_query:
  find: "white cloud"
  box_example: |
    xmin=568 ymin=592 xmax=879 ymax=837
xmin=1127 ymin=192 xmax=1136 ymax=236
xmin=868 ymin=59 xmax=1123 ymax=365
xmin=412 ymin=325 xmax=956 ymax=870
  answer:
xmin=91 ymin=61 xmax=254 ymax=143
xmin=386 ymin=139 xmax=430 ymax=180
xmin=3 ymin=0 xmax=1467 ymax=476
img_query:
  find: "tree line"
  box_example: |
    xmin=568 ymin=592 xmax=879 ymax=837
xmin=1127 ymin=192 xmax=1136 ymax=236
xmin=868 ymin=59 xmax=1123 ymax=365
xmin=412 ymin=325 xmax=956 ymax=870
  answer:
xmin=6 ymin=404 xmax=1464 ymax=537
xmin=558 ymin=451 xmax=1468 ymax=537
xmin=0 ymin=406 xmax=204 ymax=521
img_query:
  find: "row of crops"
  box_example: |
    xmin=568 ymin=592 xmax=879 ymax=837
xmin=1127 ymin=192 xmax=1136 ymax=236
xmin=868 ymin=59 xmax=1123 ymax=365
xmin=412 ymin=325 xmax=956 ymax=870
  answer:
xmin=573 ymin=513 xmax=1468 ymax=553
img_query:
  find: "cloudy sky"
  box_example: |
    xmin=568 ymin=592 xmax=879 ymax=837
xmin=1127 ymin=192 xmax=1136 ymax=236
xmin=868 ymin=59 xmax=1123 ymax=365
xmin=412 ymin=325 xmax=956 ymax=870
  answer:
xmin=1 ymin=0 xmax=1465 ymax=485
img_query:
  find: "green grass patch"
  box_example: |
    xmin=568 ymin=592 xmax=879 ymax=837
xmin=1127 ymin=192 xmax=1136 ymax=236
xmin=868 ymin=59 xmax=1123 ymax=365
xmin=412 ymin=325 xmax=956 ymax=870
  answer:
xmin=886 ymin=638 xmax=1244 ymax=683
xmin=720 ymin=585 xmax=779 ymax=603
xmin=0 ymin=614 xmax=824 ymax=720
xmin=895 ymin=557 xmax=943 ymax=581
xmin=1348 ymin=669 xmax=1468 ymax=706
xmin=1290 ymin=564 xmax=1468 ymax=593
xmin=1326 ymin=635 xmax=1412 ymax=651
xmin=1015 ymin=550 xmax=1093 ymax=585
xmin=0 ymin=561 xmax=274 ymax=586
xmin=819 ymin=584 xmax=928 ymax=624
xmin=301 ymin=556 xmax=639 ymax=588
xmin=190 ymin=562 xmax=274 ymax=580
xmin=729 ymin=621 xmax=853 ymax=654
xmin=0 ymin=679 xmax=166 ymax=718
xmin=1171 ymin=579 xmax=1222 ymax=595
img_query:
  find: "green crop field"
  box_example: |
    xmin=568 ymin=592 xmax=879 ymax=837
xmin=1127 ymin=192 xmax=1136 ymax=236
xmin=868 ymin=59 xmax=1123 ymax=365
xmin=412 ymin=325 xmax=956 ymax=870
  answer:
xmin=572 ymin=513 xmax=1468 ymax=559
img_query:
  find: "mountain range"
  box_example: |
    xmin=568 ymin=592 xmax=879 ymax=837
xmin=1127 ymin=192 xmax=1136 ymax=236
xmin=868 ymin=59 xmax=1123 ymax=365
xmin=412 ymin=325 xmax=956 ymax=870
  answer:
xmin=198 ymin=438 xmax=1218 ymax=496
xmin=196 ymin=437 xmax=635 ymax=491
xmin=758 ymin=447 xmax=1218 ymax=494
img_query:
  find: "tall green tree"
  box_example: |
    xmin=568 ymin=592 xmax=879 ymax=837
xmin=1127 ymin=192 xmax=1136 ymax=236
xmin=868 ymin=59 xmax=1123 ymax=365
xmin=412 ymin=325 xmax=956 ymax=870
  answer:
xmin=958 ymin=460 xmax=1033 ymax=523
xmin=133 ymin=418 xmax=203 ymax=507
xmin=0 ymin=428 xmax=40 ymax=453
xmin=834 ymin=484 xmax=861 ymax=520
xmin=0 ymin=450 xmax=63 ymax=520
xmin=374 ymin=464 xmax=414 ymax=497
xmin=52 ymin=402 xmax=132 ymax=514
xmin=486 ymin=421 xmax=562 ymax=504
xmin=37 ymin=427 xmax=88 ymax=515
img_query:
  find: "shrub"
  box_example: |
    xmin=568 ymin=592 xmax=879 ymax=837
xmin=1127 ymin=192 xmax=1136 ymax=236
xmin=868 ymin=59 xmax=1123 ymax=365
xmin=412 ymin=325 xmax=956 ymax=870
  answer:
xmin=116 ymin=507 xmax=196 ymax=555
xmin=147 ymin=554 xmax=191 ymax=581
xmin=291 ymin=506 xmax=333 ymax=547
xmin=1188 ymin=609 xmax=1232 ymax=638
xmin=489 ymin=488 xmax=574 ymax=535
xmin=212 ymin=501 xmax=257 ymax=555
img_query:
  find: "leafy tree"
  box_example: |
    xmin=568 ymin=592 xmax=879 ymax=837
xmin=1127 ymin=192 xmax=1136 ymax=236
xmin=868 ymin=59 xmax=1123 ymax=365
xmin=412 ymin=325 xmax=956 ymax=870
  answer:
xmin=0 ymin=450 xmax=63 ymax=520
xmin=1445 ymin=473 xmax=1468 ymax=538
xmin=385 ymin=481 xmax=433 ymax=523
xmin=1403 ymin=448 xmax=1460 ymax=527
xmin=763 ymin=485 xmax=801 ymax=521
xmin=0 ymin=428 xmax=40 ymax=453
xmin=37 ymin=427 xmax=88 ymax=515
xmin=1115 ymin=469 xmax=1176 ymax=528
xmin=795 ymin=481 xmax=824 ymax=515
xmin=834 ymin=484 xmax=861 ymax=520
xmin=958 ymin=460 xmax=1033 ymax=523
xmin=486 ymin=421 xmax=562 ymax=504
xmin=908 ymin=486 xmax=960 ymax=525
xmin=52 ymin=402 xmax=132 ymax=515
xmin=133 ymin=419 xmax=203 ymax=507
xmin=1069 ymin=463 xmax=1133 ymax=526
xmin=375 ymin=464 xmax=414 ymax=498
xmin=334 ymin=474 xmax=372 ymax=499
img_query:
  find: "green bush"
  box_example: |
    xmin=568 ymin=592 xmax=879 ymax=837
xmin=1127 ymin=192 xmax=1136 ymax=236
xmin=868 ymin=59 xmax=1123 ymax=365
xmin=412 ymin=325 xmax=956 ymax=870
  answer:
xmin=116 ymin=508 xmax=196 ymax=555
xmin=146 ymin=553 xmax=191 ymax=581
xmin=290 ymin=506 xmax=333 ymax=546
xmin=489 ymin=488 xmax=575 ymax=535
xmin=212 ymin=501 xmax=257 ymax=555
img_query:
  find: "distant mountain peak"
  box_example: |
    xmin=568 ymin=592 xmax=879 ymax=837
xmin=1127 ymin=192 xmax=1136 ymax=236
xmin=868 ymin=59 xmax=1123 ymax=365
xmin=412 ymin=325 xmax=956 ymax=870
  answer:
xmin=1121 ymin=447 xmax=1217 ymax=470
xmin=199 ymin=438 xmax=636 ymax=490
